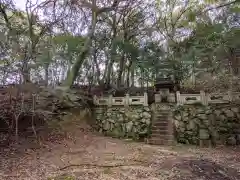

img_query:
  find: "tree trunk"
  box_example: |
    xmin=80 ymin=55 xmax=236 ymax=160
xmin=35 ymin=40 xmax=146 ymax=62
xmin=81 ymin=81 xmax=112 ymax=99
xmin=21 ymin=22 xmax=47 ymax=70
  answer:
xmin=105 ymin=14 xmax=117 ymax=87
xmin=116 ymin=17 xmax=127 ymax=88
xmin=140 ymin=69 xmax=144 ymax=88
xmin=126 ymin=60 xmax=132 ymax=87
xmin=63 ymin=8 xmax=97 ymax=87
xmin=130 ymin=65 xmax=134 ymax=87
xmin=117 ymin=54 xmax=125 ymax=87
xmin=22 ymin=58 xmax=31 ymax=84
xmin=92 ymin=45 xmax=102 ymax=85
xmin=44 ymin=63 xmax=49 ymax=86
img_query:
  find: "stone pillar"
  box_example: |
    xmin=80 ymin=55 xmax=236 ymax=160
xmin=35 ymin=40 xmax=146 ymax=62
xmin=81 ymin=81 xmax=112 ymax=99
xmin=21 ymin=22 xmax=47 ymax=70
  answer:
xmin=125 ymin=93 xmax=129 ymax=106
xmin=144 ymin=92 xmax=148 ymax=106
xmin=108 ymin=95 xmax=113 ymax=107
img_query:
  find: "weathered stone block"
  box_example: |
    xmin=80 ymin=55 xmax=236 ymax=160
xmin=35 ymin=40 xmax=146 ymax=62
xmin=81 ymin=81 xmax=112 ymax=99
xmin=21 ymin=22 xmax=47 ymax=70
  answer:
xmin=199 ymin=129 xmax=210 ymax=140
xmin=224 ymin=109 xmax=235 ymax=118
xmin=187 ymin=120 xmax=196 ymax=130
xmin=143 ymin=112 xmax=151 ymax=119
xmin=231 ymin=107 xmax=239 ymax=113
xmin=126 ymin=121 xmax=133 ymax=132
xmin=227 ymin=136 xmax=237 ymax=145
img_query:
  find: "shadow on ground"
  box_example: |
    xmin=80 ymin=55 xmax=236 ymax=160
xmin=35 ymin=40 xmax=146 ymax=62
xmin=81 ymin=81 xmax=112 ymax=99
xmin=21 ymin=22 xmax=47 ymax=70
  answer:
xmin=173 ymin=158 xmax=240 ymax=180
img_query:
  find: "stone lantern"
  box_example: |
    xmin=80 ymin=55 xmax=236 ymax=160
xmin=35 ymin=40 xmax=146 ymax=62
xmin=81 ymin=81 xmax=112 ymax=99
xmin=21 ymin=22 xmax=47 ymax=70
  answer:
xmin=154 ymin=77 xmax=175 ymax=103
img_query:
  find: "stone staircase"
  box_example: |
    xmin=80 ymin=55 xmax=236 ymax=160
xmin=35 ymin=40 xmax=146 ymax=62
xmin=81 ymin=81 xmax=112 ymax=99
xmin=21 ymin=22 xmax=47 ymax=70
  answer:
xmin=149 ymin=106 xmax=174 ymax=145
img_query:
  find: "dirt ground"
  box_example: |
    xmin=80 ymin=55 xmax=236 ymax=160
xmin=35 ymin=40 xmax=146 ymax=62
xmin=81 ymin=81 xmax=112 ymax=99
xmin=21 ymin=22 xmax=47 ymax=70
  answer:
xmin=0 ymin=124 xmax=240 ymax=180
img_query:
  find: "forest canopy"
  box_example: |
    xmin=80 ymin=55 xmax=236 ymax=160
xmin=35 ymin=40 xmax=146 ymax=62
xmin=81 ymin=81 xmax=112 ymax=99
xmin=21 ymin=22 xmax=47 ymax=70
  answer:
xmin=0 ymin=0 xmax=239 ymax=92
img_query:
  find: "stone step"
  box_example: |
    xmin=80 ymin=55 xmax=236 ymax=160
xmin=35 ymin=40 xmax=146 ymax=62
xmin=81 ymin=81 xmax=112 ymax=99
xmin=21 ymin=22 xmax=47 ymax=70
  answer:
xmin=151 ymin=130 xmax=173 ymax=135
xmin=149 ymin=136 xmax=173 ymax=141
xmin=155 ymin=113 xmax=169 ymax=117
xmin=155 ymin=117 xmax=168 ymax=121
xmin=149 ymin=139 xmax=173 ymax=145
xmin=156 ymin=111 xmax=169 ymax=113
xmin=151 ymin=126 xmax=169 ymax=130
xmin=151 ymin=126 xmax=168 ymax=131
xmin=152 ymin=123 xmax=168 ymax=127
xmin=151 ymin=135 xmax=173 ymax=140
xmin=155 ymin=118 xmax=168 ymax=121
xmin=151 ymin=128 xmax=170 ymax=132
xmin=154 ymin=117 xmax=169 ymax=120
xmin=151 ymin=132 xmax=173 ymax=136
xmin=151 ymin=129 xmax=169 ymax=134
xmin=152 ymin=121 xmax=169 ymax=126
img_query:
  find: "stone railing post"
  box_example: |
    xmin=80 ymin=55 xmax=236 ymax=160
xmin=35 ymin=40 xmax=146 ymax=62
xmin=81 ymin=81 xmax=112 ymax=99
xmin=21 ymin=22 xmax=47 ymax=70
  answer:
xmin=93 ymin=95 xmax=98 ymax=105
xmin=155 ymin=93 xmax=161 ymax=103
xmin=200 ymin=90 xmax=207 ymax=105
xmin=176 ymin=91 xmax=181 ymax=105
xmin=144 ymin=92 xmax=148 ymax=106
xmin=108 ymin=95 xmax=113 ymax=107
xmin=228 ymin=90 xmax=233 ymax=102
xmin=125 ymin=93 xmax=129 ymax=106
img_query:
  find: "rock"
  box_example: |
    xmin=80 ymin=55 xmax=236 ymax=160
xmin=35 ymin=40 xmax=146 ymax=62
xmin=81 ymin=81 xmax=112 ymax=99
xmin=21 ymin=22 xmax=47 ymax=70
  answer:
xmin=197 ymin=108 xmax=205 ymax=114
xmin=126 ymin=121 xmax=133 ymax=132
xmin=197 ymin=113 xmax=207 ymax=120
xmin=182 ymin=116 xmax=189 ymax=122
xmin=143 ymin=112 xmax=151 ymax=119
xmin=186 ymin=130 xmax=193 ymax=135
xmin=214 ymin=110 xmax=222 ymax=117
xmin=187 ymin=121 xmax=196 ymax=130
xmin=236 ymin=135 xmax=240 ymax=145
xmin=180 ymin=127 xmax=185 ymax=132
xmin=103 ymin=121 xmax=111 ymax=130
xmin=182 ymin=112 xmax=189 ymax=118
xmin=179 ymin=121 xmax=185 ymax=128
xmin=134 ymin=121 xmax=140 ymax=126
xmin=231 ymin=107 xmax=239 ymax=113
xmin=119 ymin=108 xmax=125 ymax=113
xmin=118 ymin=116 xmax=124 ymax=122
xmin=202 ymin=119 xmax=210 ymax=126
xmin=174 ymin=115 xmax=181 ymax=121
xmin=174 ymin=120 xmax=180 ymax=128
xmin=224 ymin=109 xmax=234 ymax=118
xmin=219 ymin=126 xmax=228 ymax=133
xmin=199 ymin=129 xmax=210 ymax=140
xmin=237 ymin=113 xmax=240 ymax=120
xmin=111 ymin=127 xmax=124 ymax=138
xmin=139 ymin=128 xmax=148 ymax=135
xmin=227 ymin=136 xmax=236 ymax=145
xmin=131 ymin=114 xmax=139 ymax=121
xmin=218 ymin=115 xmax=225 ymax=121
xmin=208 ymin=114 xmax=216 ymax=124
xmin=108 ymin=118 xmax=115 ymax=123
xmin=204 ymin=109 xmax=212 ymax=114
xmin=144 ymin=107 xmax=150 ymax=111
xmin=145 ymin=119 xmax=151 ymax=125
xmin=109 ymin=122 xmax=114 ymax=131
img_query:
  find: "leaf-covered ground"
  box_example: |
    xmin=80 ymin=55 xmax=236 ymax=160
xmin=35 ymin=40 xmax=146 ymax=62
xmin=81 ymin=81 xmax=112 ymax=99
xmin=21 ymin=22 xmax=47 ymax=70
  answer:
xmin=1 ymin=125 xmax=240 ymax=180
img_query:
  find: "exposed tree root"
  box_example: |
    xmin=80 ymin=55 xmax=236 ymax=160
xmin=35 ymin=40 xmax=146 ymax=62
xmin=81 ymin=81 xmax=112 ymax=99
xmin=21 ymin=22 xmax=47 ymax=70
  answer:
xmin=59 ymin=163 xmax=145 ymax=171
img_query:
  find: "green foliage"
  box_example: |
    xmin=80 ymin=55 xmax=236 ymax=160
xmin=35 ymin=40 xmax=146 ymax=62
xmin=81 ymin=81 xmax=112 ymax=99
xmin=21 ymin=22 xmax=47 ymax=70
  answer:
xmin=0 ymin=0 xmax=239 ymax=89
xmin=53 ymin=34 xmax=85 ymax=54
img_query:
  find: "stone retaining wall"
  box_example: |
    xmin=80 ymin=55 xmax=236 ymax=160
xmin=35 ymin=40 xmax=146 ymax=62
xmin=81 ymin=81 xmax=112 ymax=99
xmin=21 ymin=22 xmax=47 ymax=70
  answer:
xmin=173 ymin=103 xmax=240 ymax=145
xmin=94 ymin=103 xmax=240 ymax=146
xmin=94 ymin=106 xmax=151 ymax=140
